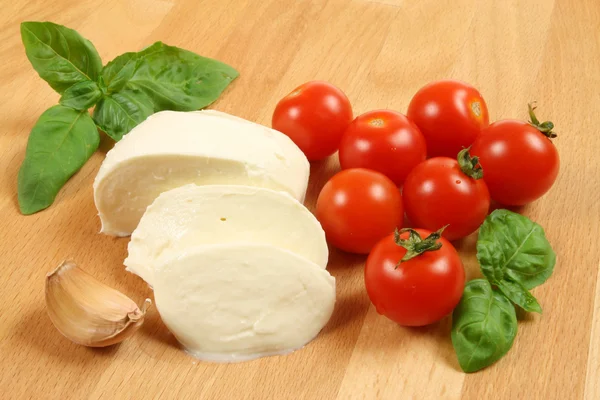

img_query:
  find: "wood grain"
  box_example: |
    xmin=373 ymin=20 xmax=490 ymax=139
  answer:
xmin=1 ymin=0 xmax=599 ymax=399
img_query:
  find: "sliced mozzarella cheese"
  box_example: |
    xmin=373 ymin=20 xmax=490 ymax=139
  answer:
xmin=125 ymin=184 xmax=328 ymax=286
xmin=153 ymin=243 xmax=336 ymax=362
xmin=93 ymin=110 xmax=309 ymax=236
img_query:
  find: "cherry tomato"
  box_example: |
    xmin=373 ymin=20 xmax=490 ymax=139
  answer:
xmin=407 ymin=80 xmax=489 ymax=158
xmin=470 ymin=105 xmax=559 ymax=206
xmin=402 ymin=150 xmax=490 ymax=241
xmin=272 ymin=81 xmax=353 ymax=161
xmin=316 ymin=169 xmax=403 ymax=254
xmin=365 ymin=228 xmax=465 ymax=326
xmin=339 ymin=110 xmax=427 ymax=186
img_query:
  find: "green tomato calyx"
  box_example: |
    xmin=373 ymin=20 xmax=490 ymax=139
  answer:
xmin=528 ymin=102 xmax=557 ymax=139
xmin=394 ymin=226 xmax=447 ymax=266
xmin=457 ymin=147 xmax=484 ymax=180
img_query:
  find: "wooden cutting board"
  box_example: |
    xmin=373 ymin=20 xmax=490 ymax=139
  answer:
xmin=1 ymin=0 xmax=599 ymax=398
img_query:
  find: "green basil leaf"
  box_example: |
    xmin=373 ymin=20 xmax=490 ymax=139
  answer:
xmin=59 ymin=80 xmax=102 ymax=110
xmin=495 ymin=279 xmax=542 ymax=313
xmin=20 ymin=22 xmax=102 ymax=93
xmin=451 ymin=279 xmax=518 ymax=373
xmin=93 ymin=86 xmax=154 ymax=141
xmin=99 ymin=52 xmax=138 ymax=93
xmin=477 ymin=209 xmax=556 ymax=290
xmin=102 ymin=41 xmax=239 ymax=111
xmin=18 ymin=105 xmax=99 ymax=214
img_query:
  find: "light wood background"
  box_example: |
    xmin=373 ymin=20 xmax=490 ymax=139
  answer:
xmin=1 ymin=0 xmax=599 ymax=399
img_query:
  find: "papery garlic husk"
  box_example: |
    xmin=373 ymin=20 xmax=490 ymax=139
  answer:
xmin=45 ymin=260 xmax=151 ymax=347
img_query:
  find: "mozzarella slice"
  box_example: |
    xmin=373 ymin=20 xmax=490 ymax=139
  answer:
xmin=93 ymin=110 xmax=309 ymax=236
xmin=125 ymin=184 xmax=328 ymax=286
xmin=153 ymin=243 xmax=336 ymax=362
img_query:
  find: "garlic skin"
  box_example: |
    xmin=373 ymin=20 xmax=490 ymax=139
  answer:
xmin=45 ymin=261 xmax=151 ymax=347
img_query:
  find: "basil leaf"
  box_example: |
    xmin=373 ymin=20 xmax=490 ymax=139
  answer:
xmin=18 ymin=105 xmax=99 ymax=214
xmin=99 ymin=52 xmax=138 ymax=93
xmin=496 ymin=279 xmax=542 ymax=313
xmin=93 ymin=87 xmax=154 ymax=141
xmin=102 ymin=42 xmax=239 ymax=111
xmin=59 ymin=80 xmax=102 ymax=110
xmin=477 ymin=209 xmax=556 ymax=290
xmin=451 ymin=279 xmax=518 ymax=373
xmin=21 ymin=22 xmax=102 ymax=93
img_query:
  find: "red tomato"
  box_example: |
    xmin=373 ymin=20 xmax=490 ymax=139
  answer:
xmin=272 ymin=81 xmax=353 ymax=161
xmin=365 ymin=229 xmax=465 ymax=326
xmin=338 ymin=110 xmax=427 ymax=186
xmin=316 ymin=169 xmax=403 ymax=254
xmin=470 ymin=105 xmax=559 ymax=206
xmin=402 ymin=150 xmax=490 ymax=241
xmin=407 ymin=80 xmax=489 ymax=158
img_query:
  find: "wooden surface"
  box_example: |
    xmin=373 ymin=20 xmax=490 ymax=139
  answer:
xmin=1 ymin=0 xmax=599 ymax=399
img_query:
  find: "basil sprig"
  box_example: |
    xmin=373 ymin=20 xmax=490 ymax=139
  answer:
xmin=452 ymin=209 xmax=556 ymax=372
xmin=18 ymin=22 xmax=238 ymax=214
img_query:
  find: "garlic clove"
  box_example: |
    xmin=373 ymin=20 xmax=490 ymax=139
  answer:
xmin=45 ymin=260 xmax=151 ymax=347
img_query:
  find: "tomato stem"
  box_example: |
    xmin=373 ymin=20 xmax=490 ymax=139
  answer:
xmin=457 ymin=148 xmax=483 ymax=180
xmin=528 ymin=103 xmax=557 ymax=139
xmin=394 ymin=226 xmax=448 ymax=266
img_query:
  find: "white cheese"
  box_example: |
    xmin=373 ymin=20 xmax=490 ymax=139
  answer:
xmin=153 ymin=243 xmax=336 ymax=362
xmin=125 ymin=184 xmax=328 ymax=286
xmin=93 ymin=110 xmax=309 ymax=236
